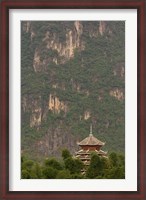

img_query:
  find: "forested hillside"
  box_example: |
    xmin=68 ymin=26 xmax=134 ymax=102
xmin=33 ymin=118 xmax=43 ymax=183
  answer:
xmin=21 ymin=21 xmax=125 ymax=161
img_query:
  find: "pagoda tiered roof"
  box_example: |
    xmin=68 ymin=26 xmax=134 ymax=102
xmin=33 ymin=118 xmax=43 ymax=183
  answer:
xmin=74 ymin=125 xmax=108 ymax=167
xmin=77 ymin=133 xmax=105 ymax=146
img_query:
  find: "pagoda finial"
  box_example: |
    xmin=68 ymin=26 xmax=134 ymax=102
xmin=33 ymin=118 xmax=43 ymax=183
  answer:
xmin=89 ymin=124 xmax=93 ymax=136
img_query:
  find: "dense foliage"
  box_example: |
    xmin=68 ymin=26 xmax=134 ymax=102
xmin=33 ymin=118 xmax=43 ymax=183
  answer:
xmin=21 ymin=149 xmax=125 ymax=179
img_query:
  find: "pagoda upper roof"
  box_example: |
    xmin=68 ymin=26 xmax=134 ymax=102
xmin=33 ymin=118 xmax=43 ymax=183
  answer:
xmin=77 ymin=133 xmax=105 ymax=146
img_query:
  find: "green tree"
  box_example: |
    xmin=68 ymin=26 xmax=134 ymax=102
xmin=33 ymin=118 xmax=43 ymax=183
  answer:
xmin=86 ymin=154 xmax=108 ymax=178
xmin=21 ymin=158 xmax=43 ymax=179
xmin=64 ymin=157 xmax=83 ymax=174
xmin=31 ymin=163 xmax=42 ymax=178
xmin=22 ymin=169 xmax=31 ymax=179
xmin=22 ymin=160 xmax=34 ymax=171
xmin=45 ymin=158 xmax=63 ymax=170
xmin=62 ymin=149 xmax=72 ymax=160
xmin=71 ymin=173 xmax=84 ymax=179
xmin=106 ymin=166 xmax=125 ymax=179
xmin=109 ymin=152 xmax=119 ymax=167
xmin=56 ymin=170 xmax=71 ymax=179
xmin=104 ymin=152 xmax=125 ymax=179
xmin=42 ymin=166 xmax=58 ymax=179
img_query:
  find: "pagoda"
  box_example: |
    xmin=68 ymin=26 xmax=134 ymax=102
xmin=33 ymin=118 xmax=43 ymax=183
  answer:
xmin=75 ymin=125 xmax=108 ymax=166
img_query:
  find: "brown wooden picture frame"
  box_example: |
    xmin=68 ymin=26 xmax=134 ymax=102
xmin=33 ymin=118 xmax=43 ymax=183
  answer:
xmin=0 ymin=0 xmax=145 ymax=199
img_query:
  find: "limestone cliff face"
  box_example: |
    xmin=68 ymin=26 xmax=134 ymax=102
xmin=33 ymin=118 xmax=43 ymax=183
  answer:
xmin=48 ymin=94 xmax=68 ymax=114
xmin=22 ymin=95 xmax=43 ymax=128
xmin=99 ymin=21 xmax=106 ymax=35
xmin=32 ymin=21 xmax=84 ymax=72
xmin=84 ymin=111 xmax=91 ymax=120
xmin=30 ymin=107 xmax=42 ymax=128
xmin=22 ymin=94 xmax=68 ymax=128
xmin=113 ymin=63 xmax=125 ymax=78
xmin=25 ymin=21 xmax=110 ymax=72
xmin=21 ymin=21 xmax=125 ymax=159
xmin=109 ymin=88 xmax=124 ymax=101
xmin=32 ymin=125 xmax=78 ymax=158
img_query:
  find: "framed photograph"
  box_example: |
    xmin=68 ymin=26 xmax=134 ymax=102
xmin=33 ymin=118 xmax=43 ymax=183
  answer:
xmin=0 ymin=0 xmax=145 ymax=199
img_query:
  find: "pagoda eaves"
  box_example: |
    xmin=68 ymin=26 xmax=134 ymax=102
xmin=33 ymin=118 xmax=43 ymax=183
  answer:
xmin=77 ymin=133 xmax=105 ymax=146
xmin=75 ymin=129 xmax=108 ymax=167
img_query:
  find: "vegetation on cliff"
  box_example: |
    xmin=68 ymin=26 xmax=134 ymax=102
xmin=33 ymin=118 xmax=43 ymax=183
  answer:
xmin=21 ymin=21 xmax=125 ymax=160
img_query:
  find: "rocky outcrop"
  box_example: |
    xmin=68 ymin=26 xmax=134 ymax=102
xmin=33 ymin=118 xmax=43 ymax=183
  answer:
xmin=22 ymin=93 xmax=68 ymax=128
xmin=22 ymin=21 xmax=31 ymax=33
xmin=32 ymin=125 xmax=78 ymax=158
xmin=33 ymin=49 xmax=42 ymax=72
xmin=32 ymin=21 xmax=85 ymax=72
xmin=29 ymin=97 xmax=42 ymax=127
xmin=84 ymin=111 xmax=91 ymax=120
xmin=113 ymin=63 xmax=125 ymax=78
xmin=99 ymin=21 xmax=106 ymax=35
xmin=109 ymin=88 xmax=124 ymax=100
xmin=30 ymin=107 xmax=42 ymax=128
xmin=48 ymin=94 xmax=68 ymax=114
xmin=22 ymin=95 xmax=47 ymax=128
xmin=23 ymin=21 xmax=110 ymax=73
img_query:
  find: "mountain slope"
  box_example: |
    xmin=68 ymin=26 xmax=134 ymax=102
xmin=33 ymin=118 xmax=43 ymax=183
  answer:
xmin=21 ymin=21 xmax=125 ymax=160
